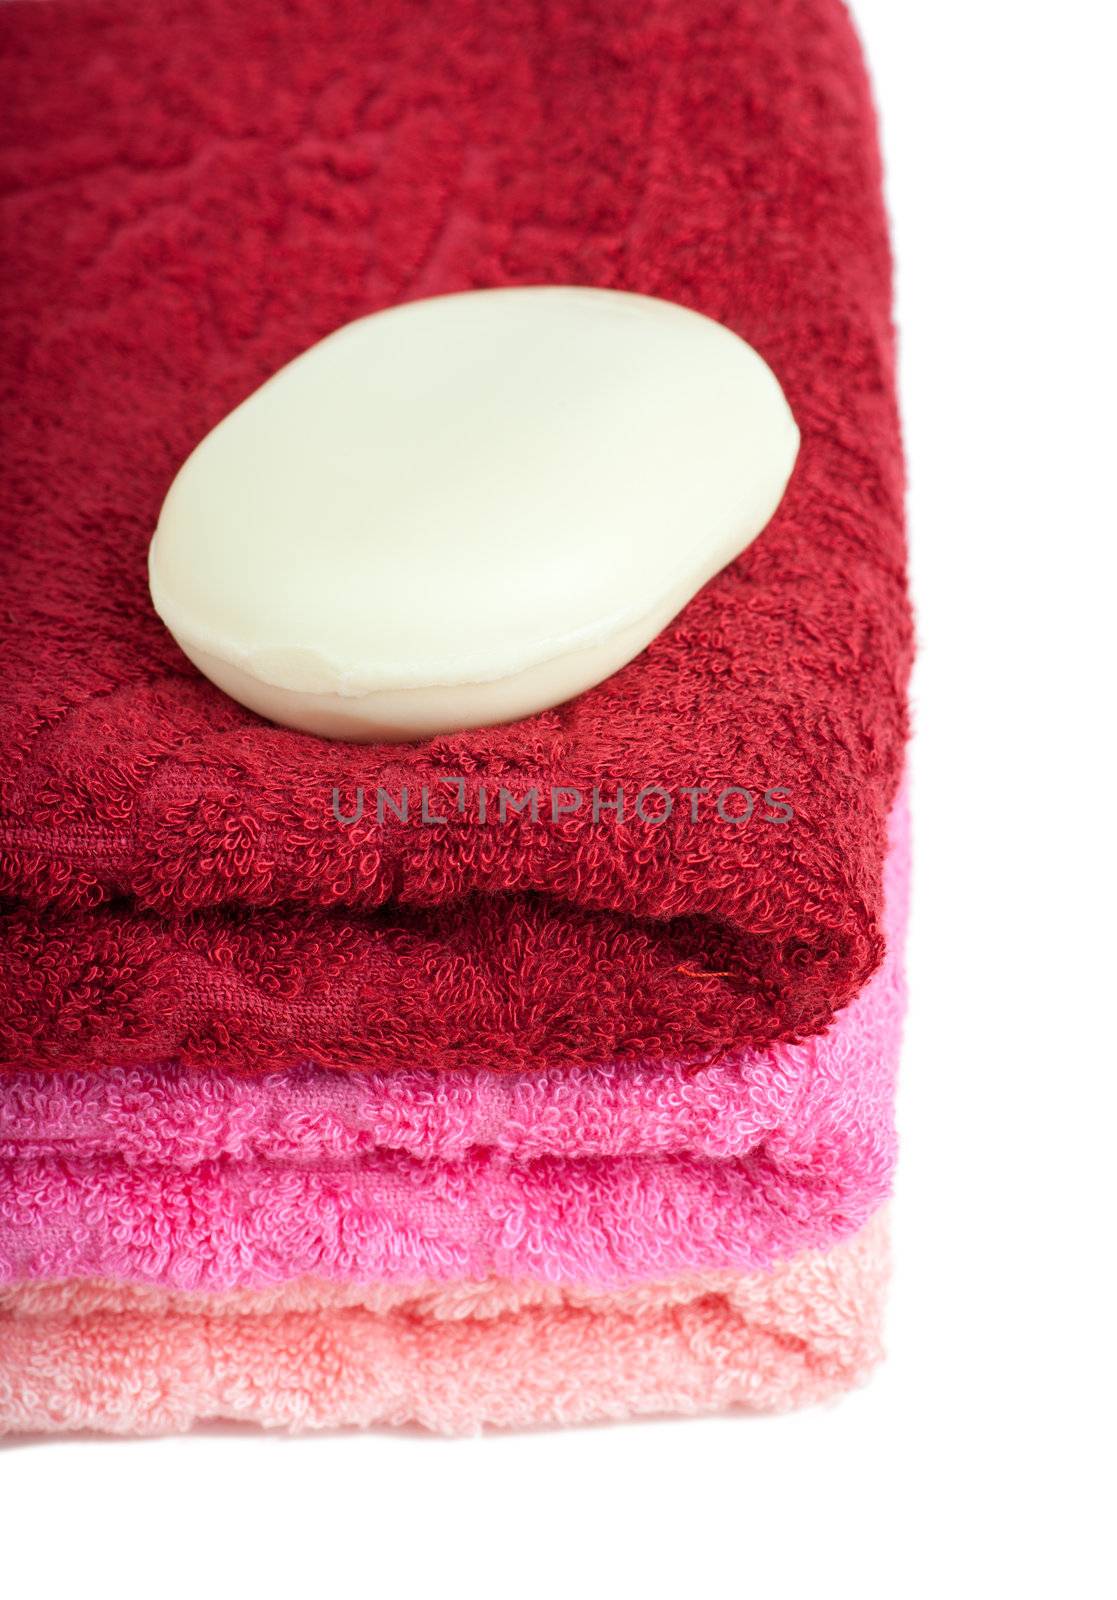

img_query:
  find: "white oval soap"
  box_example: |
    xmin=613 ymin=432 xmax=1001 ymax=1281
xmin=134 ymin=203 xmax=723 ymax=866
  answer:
xmin=149 ymin=287 xmax=799 ymax=740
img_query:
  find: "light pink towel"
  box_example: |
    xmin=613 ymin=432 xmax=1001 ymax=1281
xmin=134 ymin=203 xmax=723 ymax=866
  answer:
xmin=0 ymin=798 xmax=907 ymax=1291
xmin=0 ymin=1214 xmax=888 ymax=1436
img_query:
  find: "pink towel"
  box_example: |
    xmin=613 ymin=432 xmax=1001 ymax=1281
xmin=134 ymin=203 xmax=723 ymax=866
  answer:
xmin=0 ymin=798 xmax=907 ymax=1291
xmin=0 ymin=1213 xmax=888 ymax=1436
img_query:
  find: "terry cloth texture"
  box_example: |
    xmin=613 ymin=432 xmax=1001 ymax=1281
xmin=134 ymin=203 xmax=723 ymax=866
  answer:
xmin=0 ymin=1213 xmax=888 ymax=1436
xmin=0 ymin=794 xmax=906 ymax=1291
xmin=0 ymin=0 xmax=911 ymax=1075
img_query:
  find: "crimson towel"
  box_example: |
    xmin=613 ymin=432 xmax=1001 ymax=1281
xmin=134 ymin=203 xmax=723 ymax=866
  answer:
xmin=0 ymin=0 xmax=910 ymax=1073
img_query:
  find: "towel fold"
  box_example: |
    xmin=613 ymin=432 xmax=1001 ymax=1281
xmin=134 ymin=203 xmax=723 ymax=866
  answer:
xmin=0 ymin=796 xmax=906 ymax=1290
xmin=0 ymin=0 xmax=910 ymax=1075
xmin=0 ymin=1213 xmax=888 ymax=1436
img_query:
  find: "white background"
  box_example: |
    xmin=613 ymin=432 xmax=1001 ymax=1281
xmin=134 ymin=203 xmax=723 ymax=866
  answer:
xmin=3 ymin=2 xmax=1114 ymax=1593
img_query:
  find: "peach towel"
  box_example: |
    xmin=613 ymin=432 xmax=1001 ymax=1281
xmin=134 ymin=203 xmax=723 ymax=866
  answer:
xmin=0 ymin=1214 xmax=887 ymax=1436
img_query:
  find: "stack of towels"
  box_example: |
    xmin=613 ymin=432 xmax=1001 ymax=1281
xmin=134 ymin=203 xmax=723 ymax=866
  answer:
xmin=0 ymin=0 xmax=912 ymax=1435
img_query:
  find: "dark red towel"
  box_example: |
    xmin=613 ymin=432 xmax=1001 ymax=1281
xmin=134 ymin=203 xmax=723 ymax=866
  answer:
xmin=0 ymin=0 xmax=911 ymax=1073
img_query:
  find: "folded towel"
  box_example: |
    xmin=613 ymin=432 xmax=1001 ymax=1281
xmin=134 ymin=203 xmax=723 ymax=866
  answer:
xmin=0 ymin=0 xmax=910 ymax=1075
xmin=0 ymin=1214 xmax=888 ymax=1436
xmin=0 ymin=795 xmax=906 ymax=1289
xmin=0 ymin=793 xmax=910 ymax=1167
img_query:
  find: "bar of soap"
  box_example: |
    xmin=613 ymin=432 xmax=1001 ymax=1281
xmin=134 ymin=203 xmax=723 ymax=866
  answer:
xmin=149 ymin=287 xmax=799 ymax=741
